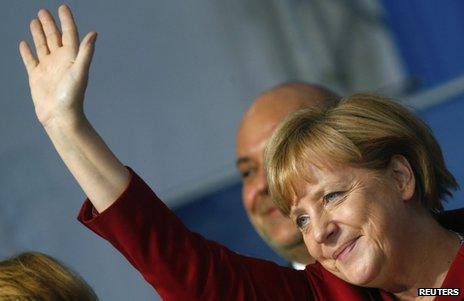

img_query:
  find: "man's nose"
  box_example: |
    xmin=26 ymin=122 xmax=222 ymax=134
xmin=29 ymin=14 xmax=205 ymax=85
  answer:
xmin=254 ymin=168 xmax=269 ymax=196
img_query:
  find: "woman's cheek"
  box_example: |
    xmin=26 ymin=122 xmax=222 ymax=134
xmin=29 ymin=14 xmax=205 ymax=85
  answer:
xmin=304 ymin=235 xmax=322 ymax=259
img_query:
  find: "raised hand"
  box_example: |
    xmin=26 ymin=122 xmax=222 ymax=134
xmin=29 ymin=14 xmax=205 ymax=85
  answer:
xmin=19 ymin=5 xmax=97 ymax=127
xmin=19 ymin=5 xmax=129 ymax=212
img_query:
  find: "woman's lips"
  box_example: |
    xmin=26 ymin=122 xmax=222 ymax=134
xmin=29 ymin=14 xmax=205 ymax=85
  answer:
xmin=333 ymin=237 xmax=360 ymax=261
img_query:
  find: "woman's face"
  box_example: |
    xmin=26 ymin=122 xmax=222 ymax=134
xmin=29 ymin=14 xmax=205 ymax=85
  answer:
xmin=290 ymin=157 xmax=414 ymax=287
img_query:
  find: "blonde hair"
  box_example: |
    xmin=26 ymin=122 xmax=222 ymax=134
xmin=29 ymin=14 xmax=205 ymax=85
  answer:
xmin=265 ymin=93 xmax=458 ymax=216
xmin=0 ymin=252 xmax=98 ymax=301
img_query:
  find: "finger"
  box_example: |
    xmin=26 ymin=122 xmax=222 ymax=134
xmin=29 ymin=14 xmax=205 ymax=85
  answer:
xmin=19 ymin=41 xmax=38 ymax=74
xmin=30 ymin=18 xmax=49 ymax=58
xmin=37 ymin=9 xmax=62 ymax=51
xmin=74 ymin=32 xmax=97 ymax=74
xmin=58 ymin=4 xmax=79 ymax=51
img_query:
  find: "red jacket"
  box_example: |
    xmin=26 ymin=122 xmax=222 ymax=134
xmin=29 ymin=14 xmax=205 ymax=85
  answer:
xmin=78 ymin=168 xmax=464 ymax=301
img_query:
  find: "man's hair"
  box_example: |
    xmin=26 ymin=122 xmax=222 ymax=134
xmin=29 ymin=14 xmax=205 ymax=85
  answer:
xmin=0 ymin=251 xmax=98 ymax=301
xmin=265 ymin=93 xmax=458 ymax=215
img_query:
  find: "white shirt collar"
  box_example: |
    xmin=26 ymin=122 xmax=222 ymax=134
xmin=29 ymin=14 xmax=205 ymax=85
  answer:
xmin=291 ymin=261 xmax=306 ymax=270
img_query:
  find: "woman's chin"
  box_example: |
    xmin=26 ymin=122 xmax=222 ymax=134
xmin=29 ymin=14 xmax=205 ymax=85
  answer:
xmin=337 ymin=249 xmax=383 ymax=286
xmin=342 ymin=266 xmax=378 ymax=286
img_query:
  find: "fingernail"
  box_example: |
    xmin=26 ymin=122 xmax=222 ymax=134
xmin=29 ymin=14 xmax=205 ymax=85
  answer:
xmin=89 ymin=33 xmax=97 ymax=45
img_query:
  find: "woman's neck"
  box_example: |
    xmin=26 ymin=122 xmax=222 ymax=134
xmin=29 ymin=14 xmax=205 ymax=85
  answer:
xmin=384 ymin=212 xmax=461 ymax=300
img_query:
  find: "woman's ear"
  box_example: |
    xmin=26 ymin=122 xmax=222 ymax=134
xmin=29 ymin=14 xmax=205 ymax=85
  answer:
xmin=388 ymin=155 xmax=416 ymax=202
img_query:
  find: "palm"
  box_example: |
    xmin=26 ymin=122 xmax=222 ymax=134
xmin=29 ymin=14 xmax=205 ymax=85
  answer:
xmin=29 ymin=47 xmax=81 ymax=122
xmin=19 ymin=5 xmax=96 ymax=125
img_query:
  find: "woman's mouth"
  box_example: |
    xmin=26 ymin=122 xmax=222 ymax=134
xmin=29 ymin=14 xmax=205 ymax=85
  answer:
xmin=333 ymin=236 xmax=360 ymax=262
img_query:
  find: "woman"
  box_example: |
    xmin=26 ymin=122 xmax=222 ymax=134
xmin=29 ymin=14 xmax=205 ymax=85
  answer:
xmin=0 ymin=252 xmax=98 ymax=301
xmin=264 ymin=94 xmax=463 ymax=299
xmin=19 ymin=5 xmax=463 ymax=300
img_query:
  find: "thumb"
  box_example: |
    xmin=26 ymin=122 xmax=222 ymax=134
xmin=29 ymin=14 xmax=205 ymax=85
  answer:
xmin=74 ymin=32 xmax=97 ymax=74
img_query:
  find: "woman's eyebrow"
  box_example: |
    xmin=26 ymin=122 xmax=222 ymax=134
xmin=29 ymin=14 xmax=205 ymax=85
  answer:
xmin=291 ymin=186 xmax=326 ymax=214
xmin=289 ymin=206 xmax=305 ymax=220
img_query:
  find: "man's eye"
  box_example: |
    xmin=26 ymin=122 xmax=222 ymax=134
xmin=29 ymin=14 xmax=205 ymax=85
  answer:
xmin=240 ymin=168 xmax=255 ymax=179
xmin=323 ymin=191 xmax=343 ymax=203
xmin=296 ymin=215 xmax=310 ymax=229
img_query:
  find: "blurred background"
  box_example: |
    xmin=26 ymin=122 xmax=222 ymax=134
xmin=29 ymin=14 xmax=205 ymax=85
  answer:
xmin=1 ymin=0 xmax=463 ymax=299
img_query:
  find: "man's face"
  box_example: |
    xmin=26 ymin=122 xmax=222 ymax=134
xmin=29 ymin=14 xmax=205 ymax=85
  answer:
xmin=236 ymin=102 xmax=303 ymax=252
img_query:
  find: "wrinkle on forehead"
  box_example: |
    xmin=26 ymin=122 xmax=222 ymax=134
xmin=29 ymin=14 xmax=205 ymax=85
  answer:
xmin=289 ymin=163 xmax=360 ymax=211
xmin=289 ymin=163 xmax=327 ymax=206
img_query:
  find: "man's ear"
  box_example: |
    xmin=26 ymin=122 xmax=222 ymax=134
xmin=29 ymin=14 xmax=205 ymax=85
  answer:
xmin=388 ymin=155 xmax=416 ymax=202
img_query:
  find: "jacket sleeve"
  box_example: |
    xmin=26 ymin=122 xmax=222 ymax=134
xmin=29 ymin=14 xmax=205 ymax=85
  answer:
xmin=78 ymin=167 xmax=313 ymax=301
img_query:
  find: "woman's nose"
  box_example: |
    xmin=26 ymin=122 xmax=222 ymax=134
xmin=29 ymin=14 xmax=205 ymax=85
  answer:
xmin=311 ymin=214 xmax=337 ymax=244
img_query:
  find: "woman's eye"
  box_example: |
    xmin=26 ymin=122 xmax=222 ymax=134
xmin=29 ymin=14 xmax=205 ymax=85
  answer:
xmin=296 ymin=215 xmax=310 ymax=229
xmin=323 ymin=191 xmax=343 ymax=203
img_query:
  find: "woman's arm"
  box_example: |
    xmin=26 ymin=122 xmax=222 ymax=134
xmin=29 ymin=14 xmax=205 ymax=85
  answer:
xmin=79 ymin=168 xmax=312 ymax=301
xmin=19 ymin=6 xmax=314 ymax=300
xmin=19 ymin=5 xmax=129 ymax=213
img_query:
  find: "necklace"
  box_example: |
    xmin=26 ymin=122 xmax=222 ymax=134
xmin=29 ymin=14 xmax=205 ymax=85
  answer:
xmin=450 ymin=230 xmax=464 ymax=245
xmin=458 ymin=233 xmax=464 ymax=245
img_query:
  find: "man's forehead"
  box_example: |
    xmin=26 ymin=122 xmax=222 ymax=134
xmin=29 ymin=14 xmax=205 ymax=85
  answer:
xmin=236 ymin=84 xmax=337 ymax=159
xmin=239 ymin=87 xmax=316 ymax=129
xmin=237 ymin=101 xmax=300 ymax=144
xmin=236 ymin=110 xmax=286 ymax=157
xmin=235 ymin=126 xmax=273 ymax=165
